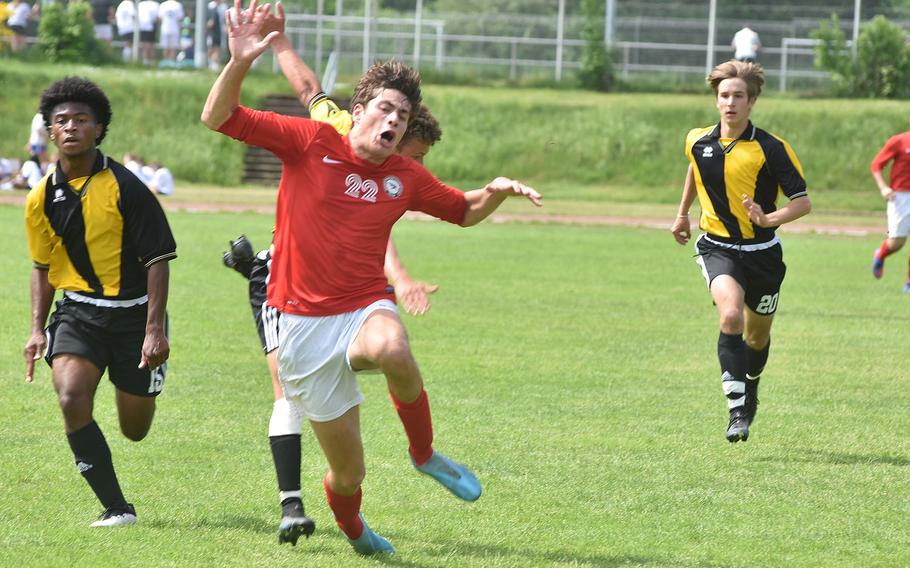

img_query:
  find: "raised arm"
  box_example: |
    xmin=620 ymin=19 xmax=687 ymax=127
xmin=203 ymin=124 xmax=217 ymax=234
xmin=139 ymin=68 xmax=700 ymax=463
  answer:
xmin=24 ymin=266 xmax=54 ymax=382
xmin=261 ymin=1 xmax=321 ymax=106
xmin=201 ymin=0 xmax=279 ymax=130
xmin=461 ymin=177 xmax=541 ymax=227
xmin=671 ymin=164 xmax=697 ymax=245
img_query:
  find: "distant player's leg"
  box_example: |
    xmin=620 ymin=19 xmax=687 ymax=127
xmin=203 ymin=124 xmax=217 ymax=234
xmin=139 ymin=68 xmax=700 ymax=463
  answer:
xmin=248 ymin=253 xmax=314 ymax=544
xmin=873 ymin=196 xmax=909 ymax=279
xmin=53 ymin=355 xmax=136 ymax=527
xmin=267 ymin=349 xmax=314 ymax=545
xmin=310 ymin=408 xmax=394 ymax=555
xmin=348 ymin=310 xmax=481 ymax=501
xmin=709 ymin=275 xmax=750 ymax=443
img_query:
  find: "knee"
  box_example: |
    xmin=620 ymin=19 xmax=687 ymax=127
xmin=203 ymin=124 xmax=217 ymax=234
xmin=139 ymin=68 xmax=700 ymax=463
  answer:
xmin=57 ymin=389 xmax=92 ymax=419
xmin=718 ymin=308 xmax=744 ymax=333
xmin=331 ymin=467 xmax=366 ymax=494
xmin=372 ymin=330 xmax=413 ymax=368
xmin=120 ymin=423 xmax=150 ymax=442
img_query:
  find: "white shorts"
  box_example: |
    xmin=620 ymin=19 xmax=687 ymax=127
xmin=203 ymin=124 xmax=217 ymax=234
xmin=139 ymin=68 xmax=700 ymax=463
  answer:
xmin=159 ymin=31 xmax=180 ymax=49
xmin=277 ymin=299 xmax=397 ymax=423
xmin=887 ymin=191 xmax=910 ymax=238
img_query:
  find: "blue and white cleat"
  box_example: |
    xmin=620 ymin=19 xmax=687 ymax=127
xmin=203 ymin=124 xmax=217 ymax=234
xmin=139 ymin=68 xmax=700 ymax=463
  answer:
xmin=414 ymin=451 xmax=482 ymax=502
xmin=903 ymin=283 xmax=910 ymax=293
xmin=348 ymin=514 xmax=395 ymax=556
xmin=872 ymin=250 xmax=885 ymax=279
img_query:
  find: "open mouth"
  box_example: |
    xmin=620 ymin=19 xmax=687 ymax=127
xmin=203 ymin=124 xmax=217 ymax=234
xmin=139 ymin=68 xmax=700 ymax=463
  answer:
xmin=380 ymin=130 xmax=395 ymax=143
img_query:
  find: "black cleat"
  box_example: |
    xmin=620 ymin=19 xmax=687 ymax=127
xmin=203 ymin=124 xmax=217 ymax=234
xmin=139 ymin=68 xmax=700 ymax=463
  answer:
xmin=726 ymin=407 xmax=750 ymax=443
xmin=745 ymin=377 xmax=760 ymax=425
xmin=222 ymin=235 xmax=255 ymax=279
xmin=277 ymin=500 xmax=315 ymax=546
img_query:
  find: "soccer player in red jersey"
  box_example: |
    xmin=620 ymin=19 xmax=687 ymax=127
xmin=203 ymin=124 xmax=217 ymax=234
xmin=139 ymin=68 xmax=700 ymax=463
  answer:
xmin=202 ymin=0 xmax=541 ymax=555
xmin=870 ymin=126 xmax=910 ymax=291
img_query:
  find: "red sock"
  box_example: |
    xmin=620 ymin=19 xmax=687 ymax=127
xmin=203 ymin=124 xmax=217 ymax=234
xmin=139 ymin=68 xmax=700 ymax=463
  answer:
xmin=390 ymin=389 xmax=434 ymax=466
xmin=324 ymin=476 xmax=364 ymax=540
xmin=877 ymin=241 xmax=896 ymax=259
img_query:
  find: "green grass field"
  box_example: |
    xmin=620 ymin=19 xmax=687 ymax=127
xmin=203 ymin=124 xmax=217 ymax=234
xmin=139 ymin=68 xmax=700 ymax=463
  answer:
xmin=1 ymin=202 xmax=908 ymax=567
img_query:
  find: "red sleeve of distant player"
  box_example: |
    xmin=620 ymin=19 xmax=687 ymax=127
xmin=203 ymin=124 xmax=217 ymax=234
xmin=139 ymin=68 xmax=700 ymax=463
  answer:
xmin=217 ymin=105 xmax=321 ymax=162
xmin=871 ymin=135 xmax=901 ymax=173
xmin=407 ymin=164 xmax=467 ymax=224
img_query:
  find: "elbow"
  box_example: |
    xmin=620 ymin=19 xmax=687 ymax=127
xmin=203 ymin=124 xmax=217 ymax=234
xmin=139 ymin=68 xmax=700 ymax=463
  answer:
xmin=200 ymin=109 xmax=219 ymax=131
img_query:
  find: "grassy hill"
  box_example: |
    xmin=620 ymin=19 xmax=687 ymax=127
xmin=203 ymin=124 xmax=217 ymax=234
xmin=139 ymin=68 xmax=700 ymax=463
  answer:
xmin=1 ymin=60 xmax=906 ymax=210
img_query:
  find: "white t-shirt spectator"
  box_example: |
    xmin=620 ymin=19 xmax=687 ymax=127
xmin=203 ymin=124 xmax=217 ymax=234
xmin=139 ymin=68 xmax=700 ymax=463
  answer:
xmin=150 ymin=167 xmax=174 ymax=195
xmin=731 ymin=27 xmax=761 ymax=61
xmin=8 ymin=2 xmax=31 ymax=27
xmin=158 ymin=0 xmax=183 ymax=36
xmin=20 ymin=159 xmax=44 ymax=188
xmin=115 ymin=0 xmax=135 ymax=35
xmin=137 ymin=0 xmax=159 ymax=32
xmin=29 ymin=112 xmax=47 ymax=152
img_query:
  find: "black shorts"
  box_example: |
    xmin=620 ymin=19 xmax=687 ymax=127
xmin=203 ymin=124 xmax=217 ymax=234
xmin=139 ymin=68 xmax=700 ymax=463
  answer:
xmin=45 ymin=296 xmax=168 ymax=397
xmin=695 ymin=235 xmax=787 ymax=315
xmin=140 ymin=29 xmax=155 ymax=43
xmin=249 ymin=250 xmax=279 ymax=353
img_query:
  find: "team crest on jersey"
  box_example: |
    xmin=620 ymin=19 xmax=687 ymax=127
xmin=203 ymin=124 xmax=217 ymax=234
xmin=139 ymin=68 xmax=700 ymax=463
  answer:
xmin=701 ymin=146 xmax=714 ymax=158
xmin=383 ymin=176 xmax=403 ymax=198
xmin=53 ymin=188 xmax=66 ymax=203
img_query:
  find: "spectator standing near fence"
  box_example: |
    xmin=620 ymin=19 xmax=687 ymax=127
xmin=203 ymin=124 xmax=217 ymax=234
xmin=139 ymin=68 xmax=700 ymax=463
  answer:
xmin=115 ymin=0 xmax=135 ymax=61
xmin=157 ymin=0 xmax=183 ymax=61
xmin=91 ymin=0 xmax=115 ymax=44
xmin=137 ymin=0 xmax=159 ymax=65
xmin=6 ymin=0 xmax=34 ymax=52
xmin=731 ymin=26 xmax=761 ymax=63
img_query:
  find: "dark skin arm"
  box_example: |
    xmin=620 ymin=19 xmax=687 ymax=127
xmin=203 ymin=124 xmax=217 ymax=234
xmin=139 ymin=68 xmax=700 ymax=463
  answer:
xmin=24 ymin=267 xmax=54 ymax=382
xmin=140 ymin=261 xmax=170 ymax=370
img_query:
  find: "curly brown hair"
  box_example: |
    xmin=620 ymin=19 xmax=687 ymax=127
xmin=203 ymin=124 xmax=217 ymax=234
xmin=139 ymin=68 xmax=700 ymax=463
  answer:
xmin=707 ymin=60 xmax=764 ymax=99
xmin=399 ymin=105 xmax=442 ymax=148
xmin=350 ymin=60 xmax=422 ymax=119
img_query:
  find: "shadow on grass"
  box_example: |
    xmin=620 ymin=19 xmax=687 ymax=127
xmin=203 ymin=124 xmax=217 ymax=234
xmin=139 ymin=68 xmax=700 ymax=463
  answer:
xmin=756 ymin=449 xmax=910 ymax=467
xmin=143 ymin=514 xmax=273 ymax=533
xmin=366 ymin=539 xmax=668 ymax=567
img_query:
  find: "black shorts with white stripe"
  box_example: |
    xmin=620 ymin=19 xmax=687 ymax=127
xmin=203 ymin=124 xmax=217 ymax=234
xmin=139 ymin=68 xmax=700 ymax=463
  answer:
xmin=248 ymin=250 xmax=280 ymax=353
xmin=695 ymin=234 xmax=787 ymax=315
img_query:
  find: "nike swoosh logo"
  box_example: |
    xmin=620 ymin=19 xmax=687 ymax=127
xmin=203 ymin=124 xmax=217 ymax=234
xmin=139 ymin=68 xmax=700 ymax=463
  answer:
xmin=322 ymin=155 xmax=343 ymax=164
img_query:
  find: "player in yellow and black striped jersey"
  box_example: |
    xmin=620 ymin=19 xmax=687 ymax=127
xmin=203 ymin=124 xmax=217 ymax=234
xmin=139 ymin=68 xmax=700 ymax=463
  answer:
xmin=22 ymin=77 xmax=177 ymax=528
xmin=670 ymin=60 xmax=811 ymax=444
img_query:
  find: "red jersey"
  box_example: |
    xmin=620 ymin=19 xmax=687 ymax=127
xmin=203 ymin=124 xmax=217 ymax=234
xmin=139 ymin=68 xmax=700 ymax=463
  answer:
xmin=219 ymin=106 xmax=467 ymax=316
xmin=871 ymin=131 xmax=910 ymax=192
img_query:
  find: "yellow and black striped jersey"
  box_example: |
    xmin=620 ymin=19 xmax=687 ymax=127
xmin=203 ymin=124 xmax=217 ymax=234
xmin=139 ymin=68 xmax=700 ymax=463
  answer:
xmin=685 ymin=121 xmax=807 ymax=244
xmin=24 ymin=151 xmax=177 ymax=300
xmin=308 ymin=92 xmax=352 ymax=136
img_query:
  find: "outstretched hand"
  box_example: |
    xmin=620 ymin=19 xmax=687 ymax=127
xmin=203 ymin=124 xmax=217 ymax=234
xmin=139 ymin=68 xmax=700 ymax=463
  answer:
xmin=227 ymin=0 xmax=279 ymax=64
xmin=258 ymin=0 xmax=285 ymax=37
xmin=394 ymin=276 xmax=439 ymax=316
xmin=484 ymin=177 xmax=542 ymax=206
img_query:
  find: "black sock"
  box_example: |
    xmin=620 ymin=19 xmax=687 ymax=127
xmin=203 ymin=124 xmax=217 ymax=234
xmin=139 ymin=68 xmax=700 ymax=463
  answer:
xmin=66 ymin=421 xmax=127 ymax=509
xmin=718 ymin=332 xmax=747 ymax=410
xmin=746 ymin=337 xmax=770 ymax=379
xmin=269 ymin=434 xmax=302 ymax=499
